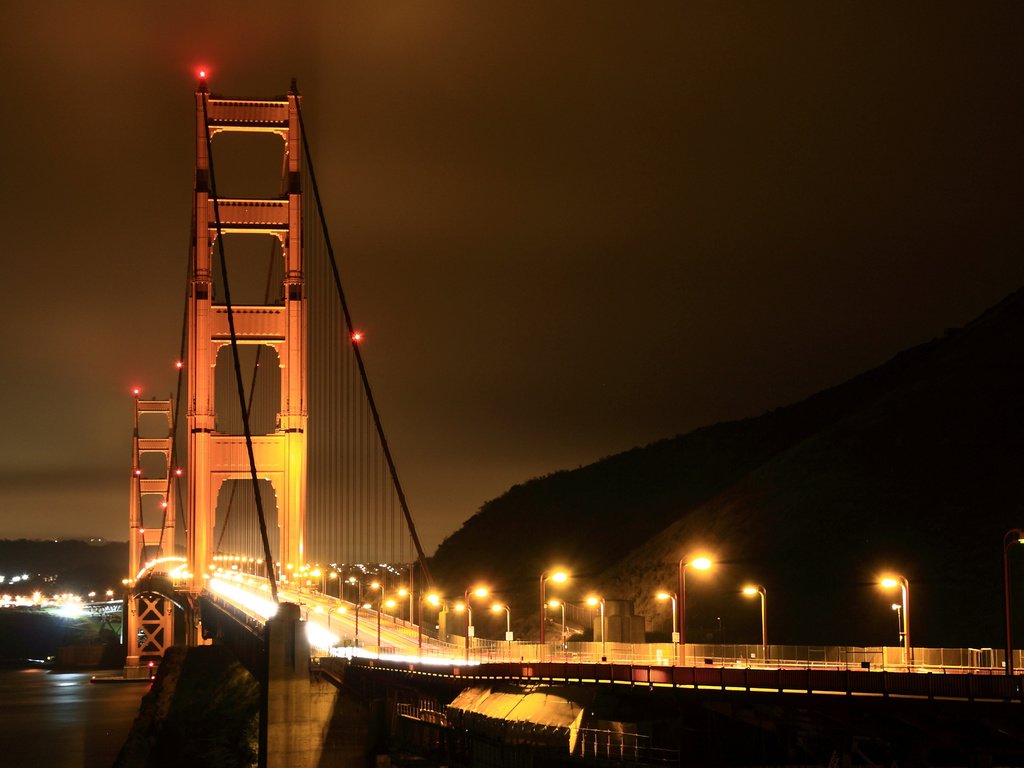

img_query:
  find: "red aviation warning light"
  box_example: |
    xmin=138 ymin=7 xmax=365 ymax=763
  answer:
xmin=175 ymin=468 xmax=183 ymax=477
xmin=351 ymin=331 xmax=364 ymax=343
xmin=131 ymin=387 xmax=141 ymax=397
xmin=198 ymin=67 xmax=208 ymax=80
xmin=175 ymin=360 xmax=183 ymax=370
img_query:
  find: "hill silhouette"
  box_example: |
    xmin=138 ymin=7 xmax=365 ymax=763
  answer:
xmin=429 ymin=288 xmax=1024 ymax=647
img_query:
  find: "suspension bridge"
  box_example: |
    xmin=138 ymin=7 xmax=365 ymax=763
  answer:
xmin=118 ymin=79 xmax=1024 ymax=766
xmin=125 ymin=75 xmax=437 ymax=666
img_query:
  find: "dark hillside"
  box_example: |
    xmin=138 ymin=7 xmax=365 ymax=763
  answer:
xmin=0 ymin=539 xmax=127 ymax=595
xmin=430 ymin=289 xmax=1024 ymax=646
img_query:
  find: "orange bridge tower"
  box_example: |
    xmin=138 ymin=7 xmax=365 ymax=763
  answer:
xmin=187 ymin=83 xmax=307 ymax=598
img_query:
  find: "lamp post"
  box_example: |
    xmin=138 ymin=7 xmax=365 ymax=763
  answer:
xmin=656 ymin=591 xmax=679 ymax=660
xmin=491 ymin=603 xmax=512 ymax=646
xmin=741 ymin=584 xmax=767 ymax=660
xmin=383 ymin=598 xmax=398 ymax=651
xmin=463 ymin=586 xmax=489 ymax=660
xmin=548 ymin=600 xmax=566 ymax=650
xmin=398 ymin=587 xmax=413 ymax=622
xmin=891 ymin=603 xmax=903 ymax=644
xmin=327 ymin=570 xmax=338 ymax=598
xmin=539 ymin=569 xmax=569 ymax=643
xmin=347 ymin=576 xmax=364 ymax=606
xmin=1004 ymin=529 xmax=1024 ymax=675
xmin=677 ymin=555 xmax=713 ymax=653
xmin=365 ymin=581 xmax=380 ymax=646
xmin=586 ymin=595 xmax=606 ymax=661
xmin=354 ymin=601 xmax=369 ymax=640
xmin=880 ymin=575 xmax=910 ymax=666
xmin=453 ymin=602 xmax=468 ymax=656
xmin=326 ymin=605 xmax=345 ymax=630
xmin=420 ymin=593 xmax=441 ymax=651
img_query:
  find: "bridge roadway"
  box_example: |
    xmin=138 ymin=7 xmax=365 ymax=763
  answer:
xmin=204 ymin=573 xmax=1024 ymax=697
xmin=208 ymin=575 xmax=454 ymax=659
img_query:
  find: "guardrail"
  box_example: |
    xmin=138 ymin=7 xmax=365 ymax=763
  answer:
xmin=355 ymin=657 xmax=1024 ymax=703
xmin=427 ymin=638 xmax=1011 ymax=674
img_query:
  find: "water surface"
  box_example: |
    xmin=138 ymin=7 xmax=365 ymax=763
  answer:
xmin=0 ymin=668 xmax=146 ymax=768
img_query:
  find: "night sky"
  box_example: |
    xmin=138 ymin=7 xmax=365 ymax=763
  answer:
xmin=0 ymin=3 xmax=1021 ymax=551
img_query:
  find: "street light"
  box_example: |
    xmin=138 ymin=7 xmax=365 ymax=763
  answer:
xmin=346 ymin=575 xmax=363 ymax=605
xmin=677 ymin=555 xmax=713 ymax=651
xmin=741 ymin=584 xmax=767 ymax=659
xmin=360 ymin=581 xmax=380 ymax=645
xmin=880 ymin=574 xmax=910 ymax=665
xmin=1004 ymin=529 xmax=1024 ymax=675
xmin=327 ymin=570 xmax=338 ymax=598
xmin=419 ymin=592 xmax=441 ymax=651
xmin=376 ymin=592 xmax=395 ymax=652
xmin=586 ymin=595 xmax=607 ymax=661
xmin=397 ymin=587 xmax=414 ymax=622
xmin=354 ymin=600 xmax=371 ymax=641
xmin=656 ymin=591 xmax=679 ymax=660
xmin=547 ymin=599 xmax=566 ymax=649
xmin=491 ymin=603 xmax=512 ymax=643
xmin=464 ymin=586 xmax=489 ymax=660
xmin=326 ymin=605 xmax=346 ymax=629
xmin=891 ymin=603 xmax=903 ymax=645
xmin=539 ymin=569 xmax=569 ymax=643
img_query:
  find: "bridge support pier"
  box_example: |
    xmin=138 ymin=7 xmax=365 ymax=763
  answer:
xmin=260 ymin=602 xmax=340 ymax=768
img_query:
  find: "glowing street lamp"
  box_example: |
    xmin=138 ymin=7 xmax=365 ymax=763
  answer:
xmin=354 ymin=601 xmax=371 ymax=641
xmin=397 ymin=586 xmax=413 ymax=622
xmin=586 ymin=595 xmax=607 ymax=661
xmin=891 ymin=603 xmax=903 ymax=644
xmin=880 ymin=574 xmax=910 ymax=664
xmin=355 ymin=580 xmax=379 ymax=643
xmin=1004 ymin=529 xmax=1024 ymax=675
xmin=741 ymin=584 xmax=767 ymax=658
xmin=376 ymin=591 xmax=396 ymax=651
xmin=491 ymin=603 xmax=512 ymax=642
xmin=656 ymin=591 xmax=679 ymax=657
xmin=419 ymin=592 xmax=441 ymax=651
xmin=346 ymin=575 xmax=364 ymax=605
xmin=677 ymin=555 xmax=713 ymax=650
xmin=463 ymin=586 xmax=489 ymax=659
xmin=539 ymin=569 xmax=569 ymax=643
xmin=548 ymin=599 xmax=566 ymax=649
xmin=326 ymin=605 xmax=346 ymax=630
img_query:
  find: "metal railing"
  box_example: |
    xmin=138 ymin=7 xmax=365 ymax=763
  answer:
xmin=401 ymin=637 xmax=1011 ymax=674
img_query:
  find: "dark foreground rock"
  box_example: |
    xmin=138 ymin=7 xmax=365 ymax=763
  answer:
xmin=114 ymin=645 xmax=259 ymax=768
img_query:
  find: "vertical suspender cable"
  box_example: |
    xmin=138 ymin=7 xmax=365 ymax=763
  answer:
xmin=201 ymin=90 xmax=279 ymax=603
xmin=294 ymin=89 xmax=433 ymax=586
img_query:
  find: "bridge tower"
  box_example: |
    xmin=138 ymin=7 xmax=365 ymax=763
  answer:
xmin=127 ymin=396 xmax=177 ymax=665
xmin=187 ymin=82 xmax=307 ymax=597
